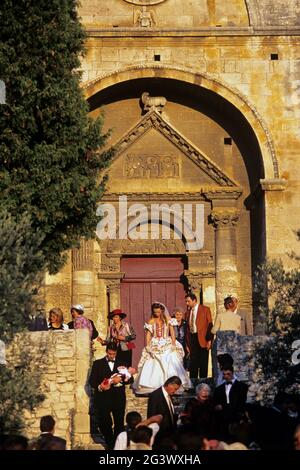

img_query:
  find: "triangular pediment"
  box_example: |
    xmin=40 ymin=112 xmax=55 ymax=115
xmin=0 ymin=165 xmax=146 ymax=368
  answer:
xmin=110 ymin=110 xmax=239 ymax=188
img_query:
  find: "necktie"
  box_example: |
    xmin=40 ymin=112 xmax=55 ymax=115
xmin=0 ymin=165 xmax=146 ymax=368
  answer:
xmin=167 ymin=395 xmax=174 ymax=422
xmin=190 ymin=308 xmax=195 ymax=333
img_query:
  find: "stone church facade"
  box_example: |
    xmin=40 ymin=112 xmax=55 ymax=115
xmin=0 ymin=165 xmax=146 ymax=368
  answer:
xmin=45 ymin=0 xmax=300 ymax=357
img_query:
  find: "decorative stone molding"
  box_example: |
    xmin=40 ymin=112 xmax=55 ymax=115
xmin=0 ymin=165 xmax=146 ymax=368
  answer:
xmin=103 ymin=238 xmax=186 ymax=255
xmin=113 ymin=110 xmax=237 ymax=187
xmin=185 ymin=269 xmax=215 ymax=283
xmin=98 ymin=273 xmax=124 ymax=281
xmin=102 ymin=192 xmax=206 ymax=201
xmin=260 ymin=178 xmax=287 ymax=191
xmin=210 ymin=209 xmax=240 ymax=228
xmin=72 ymin=239 xmax=94 ymax=271
xmin=83 ymin=64 xmax=278 ymax=179
xmin=202 ymin=187 xmax=243 ymax=201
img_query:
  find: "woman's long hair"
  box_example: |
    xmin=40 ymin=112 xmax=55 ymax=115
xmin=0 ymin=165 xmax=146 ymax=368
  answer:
xmin=151 ymin=302 xmax=168 ymax=324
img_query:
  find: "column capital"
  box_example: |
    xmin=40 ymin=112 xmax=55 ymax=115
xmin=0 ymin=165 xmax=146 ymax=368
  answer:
xmin=105 ymin=278 xmax=122 ymax=295
xmin=260 ymin=178 xmax=287 ymax=191
xmin=210 ymin=209 xmax=240 ymax=229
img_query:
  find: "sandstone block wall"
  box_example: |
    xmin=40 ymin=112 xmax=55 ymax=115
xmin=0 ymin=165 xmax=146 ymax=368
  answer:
xmin=7 ymin=330 xmax=92 ymax=449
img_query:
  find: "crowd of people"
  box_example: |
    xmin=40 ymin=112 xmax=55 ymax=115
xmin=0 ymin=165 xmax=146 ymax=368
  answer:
xmin=3 ymin=293 xmax=298 ymax=451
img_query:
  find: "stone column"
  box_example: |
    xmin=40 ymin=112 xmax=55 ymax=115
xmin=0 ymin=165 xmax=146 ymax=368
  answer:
xmin=260 ymin=179 xmax=287 ymax=256
xmin=72 ymin=239 xmax=94 ymax=317
xmin=211 ymin=209 xmax=240 ymax=315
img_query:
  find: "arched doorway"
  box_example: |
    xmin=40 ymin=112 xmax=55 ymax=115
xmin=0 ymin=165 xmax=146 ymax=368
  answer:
xmin=120 ymin=255 xmax=187 ymax=366
xmin=91 ymin=69 xmax=271 ymax=333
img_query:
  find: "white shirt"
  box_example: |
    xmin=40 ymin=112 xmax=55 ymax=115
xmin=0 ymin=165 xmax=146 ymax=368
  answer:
xmin=114 ymin=423 xmax=159 ymax=450
xmin=225 ymin=379 xmax=236 ymax=404
xmin=189 ymin=304 xmax=198 ymax=333
xmin=107 ymin=360 xmax=115 ymax=371
xmin=162 ymin=387 xmax=174 ymax=418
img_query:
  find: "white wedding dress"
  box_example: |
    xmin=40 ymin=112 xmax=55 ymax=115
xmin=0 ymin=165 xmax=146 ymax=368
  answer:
xmin=133 ymin=319 xmax=191 ymax=394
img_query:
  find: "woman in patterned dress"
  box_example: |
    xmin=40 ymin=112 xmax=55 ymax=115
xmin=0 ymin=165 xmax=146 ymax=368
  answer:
xmin=133 ymin=302 xmax=191 ymax=394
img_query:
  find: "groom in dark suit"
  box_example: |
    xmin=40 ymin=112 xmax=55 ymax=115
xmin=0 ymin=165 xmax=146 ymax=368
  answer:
xmin=147 ymin=376 xmax=182 ymax=441
xmin=89 ymin=342 xmax=131 ymax=449
xmin=213 ymin=365 xmax=248 ymax=437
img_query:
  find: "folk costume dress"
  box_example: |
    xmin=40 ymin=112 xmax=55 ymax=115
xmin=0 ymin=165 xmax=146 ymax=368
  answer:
xmin=133 ymin=319 xmax=191 ymax=393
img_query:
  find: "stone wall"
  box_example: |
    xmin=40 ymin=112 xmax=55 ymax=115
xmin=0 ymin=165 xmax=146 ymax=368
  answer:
xmin=215 ymin=331 xmax=274 ymax=403
xmin=7 ymin=330 xmax=92 ymax=449
xmin=8 ymin=330 xmax=150 ymax=448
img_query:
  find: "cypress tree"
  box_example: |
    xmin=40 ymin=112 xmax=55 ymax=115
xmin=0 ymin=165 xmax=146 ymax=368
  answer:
xmin=0 ymin=0 xmax=112 ymax=274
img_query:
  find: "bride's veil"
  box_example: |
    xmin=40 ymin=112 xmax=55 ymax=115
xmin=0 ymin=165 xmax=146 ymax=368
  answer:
xmin=153 ymin=301 xmax=170 ymax=317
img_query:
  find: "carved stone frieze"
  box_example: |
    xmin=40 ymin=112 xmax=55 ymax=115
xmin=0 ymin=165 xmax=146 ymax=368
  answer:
xmin=114 ymin=110 xmax=238 ymax=187
xmin=210 ymin=209 xmax=240 ymax=229
xmin=124 ymin=154 xmax=179 ymax=179
xmin=72 ymin=239 xmax=94 ymax=271
xmin=103 ymin=238 xmax=186 ymax=255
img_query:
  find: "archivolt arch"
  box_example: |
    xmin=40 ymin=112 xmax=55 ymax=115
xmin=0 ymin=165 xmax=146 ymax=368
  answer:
xmin=83 ymin=63 xmax=278 ymax=179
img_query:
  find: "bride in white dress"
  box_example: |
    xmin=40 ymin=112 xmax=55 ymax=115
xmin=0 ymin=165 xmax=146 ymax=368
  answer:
xmin=133 ymin=302 xmax=191 ymax=394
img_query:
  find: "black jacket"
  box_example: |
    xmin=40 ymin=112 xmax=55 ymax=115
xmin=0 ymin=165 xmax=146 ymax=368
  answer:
xmin=89 ymin=356 xmax=131 ymax=409
xmin=35 ymin=433 xmax=66 ymax=450
xmin=147 ymin=387 xmax=176 ymax=434
xmin=213 ymin=380 xmax=248 ymax=416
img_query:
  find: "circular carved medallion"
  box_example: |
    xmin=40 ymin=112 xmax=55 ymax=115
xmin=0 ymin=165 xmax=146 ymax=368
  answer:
xmin=123 ymin=0 xmax=166 ymax=5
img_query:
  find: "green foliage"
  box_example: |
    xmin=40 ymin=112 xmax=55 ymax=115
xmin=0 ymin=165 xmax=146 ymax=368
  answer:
xmin=254 ymin=259 xmax=300 ymax=395
xmin=0 ymin=0 xmax=112 ymax=274
xmin=0 ymin=337 xmax=47 ymax=434
xmin=0 ymin=211 xmax=45 ymax=342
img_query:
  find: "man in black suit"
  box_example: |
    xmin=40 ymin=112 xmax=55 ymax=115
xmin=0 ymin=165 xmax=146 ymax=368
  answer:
xmin=35 ymin=415 xmax=66 ymax=450
xmin=213 ymin=365 xmax=248 ymax=438
xmin=147 ymin=376 xmax=182 ymax=440
xmin=89 ymin=342 xmax=131 ymax=449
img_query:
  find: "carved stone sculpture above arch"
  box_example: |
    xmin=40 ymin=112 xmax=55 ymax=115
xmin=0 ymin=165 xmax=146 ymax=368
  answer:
xmin=84 ymin=64 xmax=279 ymax=180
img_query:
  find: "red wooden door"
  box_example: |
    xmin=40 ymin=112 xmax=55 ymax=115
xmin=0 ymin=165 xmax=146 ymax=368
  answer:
xmin=120 ymin=256 xmax=186 ymax=367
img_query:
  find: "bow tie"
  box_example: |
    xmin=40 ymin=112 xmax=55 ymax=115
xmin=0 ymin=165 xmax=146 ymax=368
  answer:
xmin=108 ymin=360 xmax=115 ymax=364
xmin=226 ymin=381 xmax=233 ymax=385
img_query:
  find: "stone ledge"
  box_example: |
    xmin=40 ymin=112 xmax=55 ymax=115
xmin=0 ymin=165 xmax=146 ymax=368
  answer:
xmin=86 ymin=26 xmax=300 ymax=38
